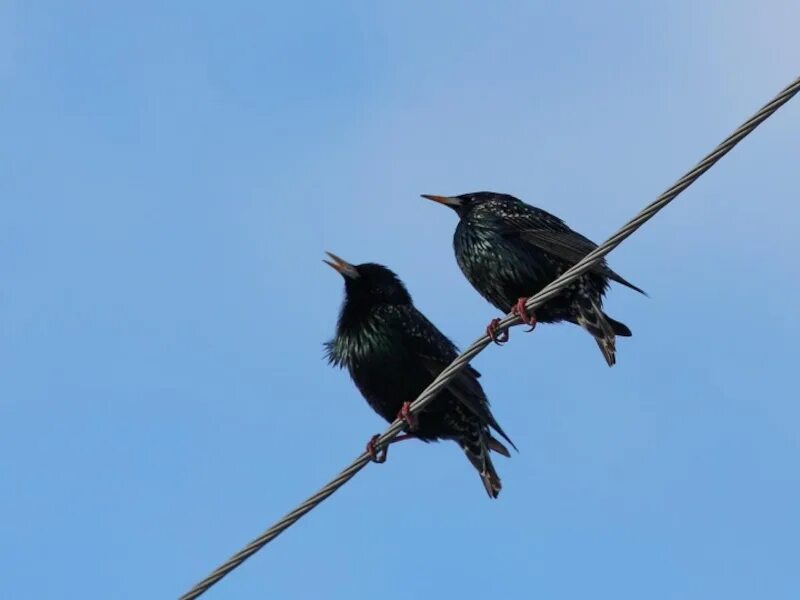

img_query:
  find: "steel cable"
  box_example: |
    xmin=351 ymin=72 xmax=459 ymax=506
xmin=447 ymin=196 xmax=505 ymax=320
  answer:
xmin=180 ymin=76 xmax=800 ymax=600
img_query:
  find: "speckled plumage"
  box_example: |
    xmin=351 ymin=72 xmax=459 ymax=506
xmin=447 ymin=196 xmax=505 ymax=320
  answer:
xmin=425 ymin=191 xmax=645 ymax=366
xmin=325 ymin=260 xmax=514 ymax=498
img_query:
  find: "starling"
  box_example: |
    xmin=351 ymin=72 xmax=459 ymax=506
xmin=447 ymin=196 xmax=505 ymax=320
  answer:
xmin=421 ymin=192 xmax=645 ymax=366
xmin=324 ymin=252 xmax=515 ymax=498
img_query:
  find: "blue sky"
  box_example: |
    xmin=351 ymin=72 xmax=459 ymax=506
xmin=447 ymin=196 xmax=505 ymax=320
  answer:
xmin=2 ymin=2 xmax=799 ymax=598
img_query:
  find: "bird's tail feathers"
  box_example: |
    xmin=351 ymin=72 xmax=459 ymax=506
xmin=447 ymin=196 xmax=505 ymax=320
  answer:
xmin=593 ymin=336 xmax=616 ymax=367
xmin=487 ymin=435 xmax=511 ymax=457
xmin=461 ymin=437 xmax=503 ymax=499
xmin=487 ymin=419 xmax=517 ymax=453
xmin=576 ymin=300 xmax=626 ymax=367
xmin=605 ymin=314 xmax=632 ymax=337
xmin=608 ymin=271 xmax=647 ymax=296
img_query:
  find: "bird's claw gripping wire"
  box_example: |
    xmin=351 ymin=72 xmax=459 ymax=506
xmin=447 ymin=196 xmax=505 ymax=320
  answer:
xmin=367 ymin=402 xmax=419 ymax=463
xmin=366 ymin=432 xmax=416 ymax=463
xmin=366 ymin=434 xmax=388 ymax=463
xmin=486 ymin=318 xmax=509 ymax=345
xmin=488 ymin=299 xmax=535 ymax=343
xmin=178 ymin=77 xmax=800 ymax=600
xmin=512 ymin=297 xmax=537 ymax=332
xmin=396 ymin=401 xmax=418 ymax=431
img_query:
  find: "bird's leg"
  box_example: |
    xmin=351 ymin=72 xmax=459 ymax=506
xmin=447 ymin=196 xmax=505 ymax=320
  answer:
xmin=486 ymin=317 xmax=509 ymax=345
xmin=365 ymin=403 xmax=420 ymax=461
xmin=396 ymin=401 xmax=418 ymax=431
xmin=366 ymin=433 xmax=416 ymax=464
xmin=366 ymin=434 xmax=387 ymax=463
xmin=512 ymin=297 xmax=537 ymax=332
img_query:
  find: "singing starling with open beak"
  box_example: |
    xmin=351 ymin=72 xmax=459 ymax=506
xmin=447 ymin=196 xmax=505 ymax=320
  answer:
xmin=421 ymin=192 xmax=645 ymax=366
xmin=324 ymin=252 xmax=515 ymax=498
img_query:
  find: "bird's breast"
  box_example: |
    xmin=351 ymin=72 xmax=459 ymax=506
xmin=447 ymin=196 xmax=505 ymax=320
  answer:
xmin=454 ymin=221 xmax=565 ymax=312
xmin=455 ymin=224 xmax=520 ymax=281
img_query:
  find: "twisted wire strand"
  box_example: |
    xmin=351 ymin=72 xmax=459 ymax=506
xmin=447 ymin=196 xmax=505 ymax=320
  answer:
xmin=179 ymin=76 xmax=800 ymax=600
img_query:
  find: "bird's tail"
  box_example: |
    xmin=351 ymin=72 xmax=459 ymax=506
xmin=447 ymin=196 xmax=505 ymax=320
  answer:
xmin=574 ymin=300 xmax=632 ymax=367
xmin=461 ymin=433 xmax=507 ymax=499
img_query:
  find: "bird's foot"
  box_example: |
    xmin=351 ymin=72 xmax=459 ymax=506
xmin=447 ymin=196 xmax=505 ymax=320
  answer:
xmin=486 ymin=317 xmax=509 ymax=345
xmin=366 ymin=433 xmax=416 ymax=464
xmin=396 ymin=401 xmax=418 ymax=431
xmin=366 ymin=434 xmax=387 ymax=463
xmin=512 ymin=297 xmax=537 ymax=332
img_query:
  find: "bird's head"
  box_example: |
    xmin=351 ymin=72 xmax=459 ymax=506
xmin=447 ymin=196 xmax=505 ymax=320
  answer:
xmin=420 ymin=191 xmax=496 ymax=218
xmin=324 ymin=252 xmax=412 ymax=307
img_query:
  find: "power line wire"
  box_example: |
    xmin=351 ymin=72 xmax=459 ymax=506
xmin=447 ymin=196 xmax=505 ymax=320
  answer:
xmin=179 ymin=75 xmax=800 ymax=600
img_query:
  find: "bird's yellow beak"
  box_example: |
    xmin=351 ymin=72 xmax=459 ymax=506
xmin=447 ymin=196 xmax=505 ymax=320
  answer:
xmin=323 ymin=252 xmax=360 ymax=279
xmin=420 ymin=194 xmax=462 ymax=208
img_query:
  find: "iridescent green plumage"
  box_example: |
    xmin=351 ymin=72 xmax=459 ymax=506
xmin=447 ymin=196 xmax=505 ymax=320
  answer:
xmin=424 ymin=191 xmax=645 ymax=366
xmin=325 ymin=259 xmax=514 ymax=498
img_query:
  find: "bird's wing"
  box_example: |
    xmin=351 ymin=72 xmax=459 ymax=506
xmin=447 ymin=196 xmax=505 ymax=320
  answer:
xmin=393 ymin=306 xmax=517 ymax=450
xmin=497 ymin=213 xmax=646 ymax=295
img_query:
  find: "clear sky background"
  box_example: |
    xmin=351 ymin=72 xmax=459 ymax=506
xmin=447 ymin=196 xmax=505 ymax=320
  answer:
xmin=2 ymin=2 xmax=799 ymax=599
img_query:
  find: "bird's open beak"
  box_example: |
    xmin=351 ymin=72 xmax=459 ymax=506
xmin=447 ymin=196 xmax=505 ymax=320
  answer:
xmin=420 ymin=194 xmax=462 ymax=208
xmin=323 ymin=251 xmax=360 ymax=279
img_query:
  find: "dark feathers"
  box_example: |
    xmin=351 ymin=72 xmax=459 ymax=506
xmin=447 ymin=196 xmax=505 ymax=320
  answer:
xmin=325 ymin=259 xmax=514 ymax=497
xmin=430 ymin=191 xmax=644 ymax=366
